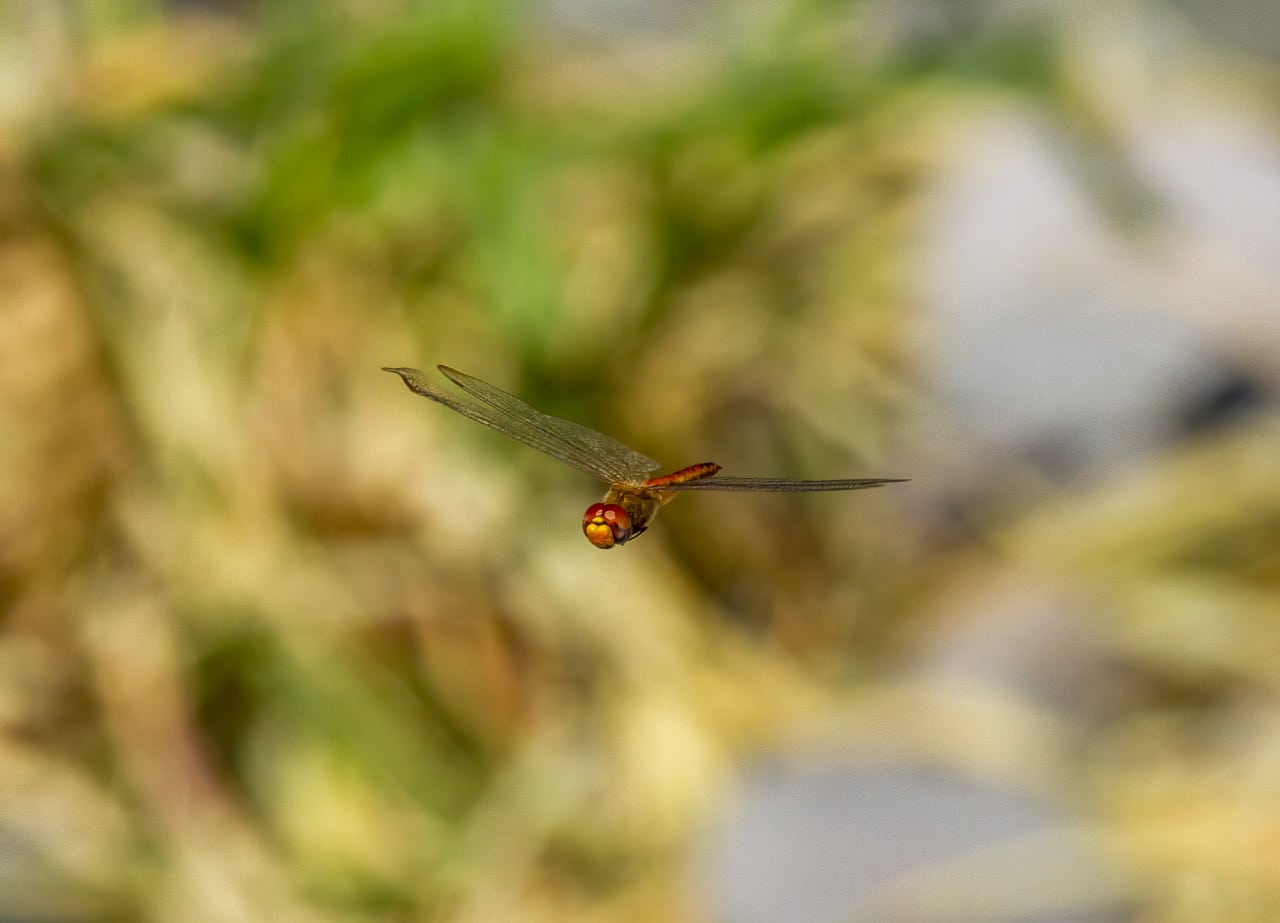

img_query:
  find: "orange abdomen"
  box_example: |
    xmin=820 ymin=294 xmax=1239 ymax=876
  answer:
xmin=642 ymin=462 xmax=721 ymax=489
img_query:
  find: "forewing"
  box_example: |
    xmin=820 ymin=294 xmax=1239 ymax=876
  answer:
xmin=384 ymin=366 xmax=660 ymax=485
xmin=659 ymin=476 xmax=907 ymax=492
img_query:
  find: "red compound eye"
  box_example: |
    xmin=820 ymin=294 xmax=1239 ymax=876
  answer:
xmin=583 ymin=503 xmax=632 ymax=549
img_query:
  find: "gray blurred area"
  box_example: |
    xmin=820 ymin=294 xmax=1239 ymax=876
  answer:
xmin=696 ymin=3 xmax=1280 ymax=922
xmin=700 ymin=763 xmax=1129 ymax=923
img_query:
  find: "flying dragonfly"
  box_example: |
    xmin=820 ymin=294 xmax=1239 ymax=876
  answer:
xmin=384 ymin=365 xmax=906 ymax=549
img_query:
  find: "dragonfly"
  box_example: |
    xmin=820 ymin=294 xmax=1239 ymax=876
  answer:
xmin=384 ymin=365 xmax=906 ymax=549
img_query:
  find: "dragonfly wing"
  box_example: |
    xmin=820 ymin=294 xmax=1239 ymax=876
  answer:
xmin=384 ymin=366 xmax=660 ymax=485
xmin=659 ymin=476 xmax=908 ymax=492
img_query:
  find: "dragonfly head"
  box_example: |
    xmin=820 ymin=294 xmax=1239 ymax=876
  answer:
xmin=583 ymin=503 xmax=633 ymax=549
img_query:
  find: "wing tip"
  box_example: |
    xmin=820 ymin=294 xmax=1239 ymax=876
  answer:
xmin=383 ymin=367 xmax=433 ymax=394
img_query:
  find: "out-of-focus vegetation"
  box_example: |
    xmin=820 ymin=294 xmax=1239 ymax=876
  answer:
xmin=1 ymin=1 xmax=1279 ymax=921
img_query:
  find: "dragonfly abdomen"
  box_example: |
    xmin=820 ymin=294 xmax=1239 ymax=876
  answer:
xmin=642 ymin=462 xmax=721 ymax=489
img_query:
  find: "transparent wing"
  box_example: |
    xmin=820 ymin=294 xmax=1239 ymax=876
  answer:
xmin=383 ymin=366 xmax=661 ymax=485
xmin=659 ymin=476 xmax=908 ymax=492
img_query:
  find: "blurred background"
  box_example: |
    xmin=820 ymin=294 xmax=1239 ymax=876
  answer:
xmin=2 ymin=1 xmax=1279 ymax=921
